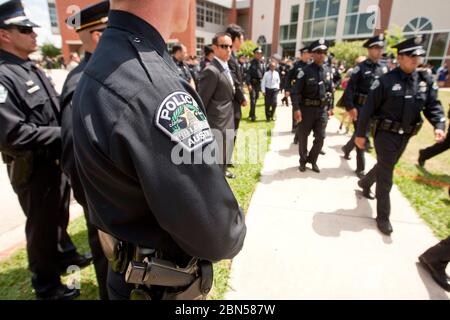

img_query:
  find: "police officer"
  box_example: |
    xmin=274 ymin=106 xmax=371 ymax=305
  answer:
xmin=286 ymin=47 xmax=311 ymax=141
xmin=294 ymin=39 xmax=334 ymax=173
xmin=355 ymin=35 xmax=446 ymax=235
xmin=72 ymin=0 xmax=246 ymax=300
xmin=172 ymin=43 xmax=196 ymax=89
xmin=419 ymin=236 xmax=450 ymax=292
xmin=341 ymin=34 xmax=388 ymax=178
xmin=0 ymin=0 xmax=87 ymax=300
xmin=247 ymin=47 xmax=265 ymax=121
xmin=60 ymin=0 xmax=110 ymax=300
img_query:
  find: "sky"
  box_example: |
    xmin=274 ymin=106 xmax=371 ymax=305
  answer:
xmin=0 ymin=0 xmax=62 ymax=47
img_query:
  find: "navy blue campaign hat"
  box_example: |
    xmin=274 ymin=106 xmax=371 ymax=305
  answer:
xmin=363 ymin=34 xmax=385 ymax=48
xmin=0 ymin=0 xmax=39 ymax=28
xmin=393 ymin=35 xmax=426 ymax=56
xmin=66 ymin=0 xmax=109 ymax=32
xmin=309 ymin=38 xmax=329 ymax=52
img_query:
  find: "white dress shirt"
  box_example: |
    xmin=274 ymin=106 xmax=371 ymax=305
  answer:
xmin=261 ymin=69 xmax=280 ymax=93
xmin=214 ymin=57 xmax=234 ymax=90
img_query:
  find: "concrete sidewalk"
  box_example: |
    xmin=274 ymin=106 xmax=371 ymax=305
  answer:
xmin=226 ymin=104 xmax=450 ymax=300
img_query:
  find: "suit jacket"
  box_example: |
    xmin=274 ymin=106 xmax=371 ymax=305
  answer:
xmin=198 ymin=58 xmax=235 ymax=132
xmin=228 ymin=52 xmax=246 ymax=119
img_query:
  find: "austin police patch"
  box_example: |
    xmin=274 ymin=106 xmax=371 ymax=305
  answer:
xmin=156 ymin=91 xmax=213 ymax=152
xmin=297 ymin=69 xmax=305 ymax=79
xmin=352 ymin=66 xmax=360 ymax=75
xmin=0 ymin=85 xmax=8 ymax=103
xmin=370 ymin=79 xmax=380 ymax=90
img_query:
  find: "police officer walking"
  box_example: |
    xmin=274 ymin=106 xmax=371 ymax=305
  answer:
xmin=60 ymin=0 xmax=110 ymax=300
xmin=285 ymin=47 xmax=311 ymax=141
xmin=294 ymin=39 xmax=334 ymax=173
xmin=72 ymin=0 xmax=246 ymax=300
xmin=0 ymin=0 xmax=89 ymax=300
xmin=341 ymin=34 xmax=388 ymax=178
xmin=355 ymin=36 xmax=446 ymax=235
xmin=247 ymin=47 xmax=265 ymax=121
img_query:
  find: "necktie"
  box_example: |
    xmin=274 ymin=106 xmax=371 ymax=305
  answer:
xmin=224 ymin=67 xmax=234 ymax=92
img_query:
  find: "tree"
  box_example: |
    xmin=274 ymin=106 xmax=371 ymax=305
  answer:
xmin=329 ymin=41 xmax=367 ymax=68
xmin=238 ymin=40 xmax=258 ymax=58
xmin=385 ymin=25 xmax=406 ymax=56
xmin=40 ymin=43 xmax=61 ymax=59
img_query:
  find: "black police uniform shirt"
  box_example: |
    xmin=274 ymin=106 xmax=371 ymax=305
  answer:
xmin=286 ymin=60 xmax=309 ymax=93
xmin=343 ymin=59 xmax=388 ymax=110
xmin=60 ymin=52 xmax=91 ymax=205
xmin=247 ymin=58 xmax=265 ymax=84
xmin=0 ymin=50 xmax=61 ymax=152
xmin=173 ymin=56 xmax=193 ymax=83
xmin=357 ymin=67 xmax=446 ymax=137
xmin=72 ymin=10 xmax=246 ymax=262
xmin=294 ymin=62 xmax=334 ymax=111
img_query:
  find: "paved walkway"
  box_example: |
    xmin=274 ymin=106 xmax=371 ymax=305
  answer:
xmin=226 ymin=103 xmax=450 ymax=300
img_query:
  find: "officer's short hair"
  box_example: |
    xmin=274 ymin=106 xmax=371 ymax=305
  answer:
xmin=212 ymin=32 xmax=232 ymax=46
xmin=204 ymin=44 xmax=213 ymax=56
xmin=171 ymin=44 xmax=183 ymax=55
xmin=225 ymin=24 xmax=244 ymax=42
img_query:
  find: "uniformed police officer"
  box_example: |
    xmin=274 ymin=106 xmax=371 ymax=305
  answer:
xmin=286 ymin=47 xmax=311 ymax=142
xmin=355 ymin=35 xmax=446 ymax=235
xmin=341 ymin=34 xmax=388 ymax=178
xmin=0 ymin=0 xmax=87 ymax=300
xmin=247 ymin=47 xmax=265 ymax=121
xmin=172 ymin=43 xmax=196 ymax=89
xmin=294 ymin=39 xmax=334 ymax=173
xmin=60 ymin=0 xmax=110 ymax=300
xmin=72 ymin=0 xmax=246 ymax=300
xmin=419 ymin=236 xmax=450 ymax=292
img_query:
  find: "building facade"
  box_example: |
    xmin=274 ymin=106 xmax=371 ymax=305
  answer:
xmin=250 ymin=0 xmax=450 ymax=85
xmin=52 ymin=0 xmax=250 ymax=63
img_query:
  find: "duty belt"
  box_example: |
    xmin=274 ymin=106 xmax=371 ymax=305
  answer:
xmin=303 ymin=98 xmax=326 ymax=107
xmin=376 ymin=119 xmax=422 ymax=136
xmin=354 ymin=93 xmax=368 ymax=106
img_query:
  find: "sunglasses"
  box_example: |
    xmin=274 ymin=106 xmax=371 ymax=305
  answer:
xmin=9 ymin=26 xmax=34 ymax=35
xmin=217 ymin=44 xmax=232 ymax=50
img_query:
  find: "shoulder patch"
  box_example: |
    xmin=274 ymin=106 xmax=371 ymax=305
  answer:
xmin=156 ymin=91 xmax=214 ymax=152
xmin=352 ymin=66 xmax=360 ymax=75
xmin=0 ymin=85 xmax=8 ymax=103
xmin=297 ymin=69 xmax=305 ymax=79
xmin=370 ymin=79 xmax=380 ymax=90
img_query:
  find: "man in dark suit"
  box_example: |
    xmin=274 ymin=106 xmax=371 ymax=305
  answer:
xmin=226 ymin=24 xmax=246 ymax=169
xmin=198 ymin=32 xmax=235 ymax=179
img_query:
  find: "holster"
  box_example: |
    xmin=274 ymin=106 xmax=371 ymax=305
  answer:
xmin=98 ymin=229 xmax=134 ymax=274
xmin=2 ymin=150 xmax=34 ymax=187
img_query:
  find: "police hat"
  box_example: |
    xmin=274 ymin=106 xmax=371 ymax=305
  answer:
xmin=363 ymin=34 xmax=385 ymax=48
xmin=299 ymin=47 xmax=310 ymax=54
xmin=309 ymin=38 xmax=329 ymax=52
xmin=392 ymin=35 xmax=426 ymax=56
xmin=66 ymin=0 xmax=109 ymax=32
xmin=0 ymin=0 xmax=39 ymax=29
xmin=253 ymin=47 xmax=263 ymax=54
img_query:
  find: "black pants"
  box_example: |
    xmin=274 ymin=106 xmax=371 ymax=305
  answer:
xmin=358 ymin=131 xmax=410 ymax=221
xmin=421 ymin=236 xmax=450 ymax=272
xmin=264 ymin=88 xmax=278 ymax=120
xmin=298 ymin=106 xmax=328 ymax=165
xmin=9 ymin=159 xmax=72 ymax=295
xmin=291 ymin=94 xmax=298 ymax=131
xmin=249 ymin=83 xmax=261 ymax=118
xmin=420 ymin=128 xmax=450 ymax=161
xmin=342 ymin=120 xmax=368 ymax=172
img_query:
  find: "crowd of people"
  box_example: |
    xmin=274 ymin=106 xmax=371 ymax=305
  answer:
xmin=0 ymin=0 xmax=448 ymax=301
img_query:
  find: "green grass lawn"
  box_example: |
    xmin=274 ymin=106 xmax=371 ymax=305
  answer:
xmin=334 ymin=89 xmax=450 ymax=240
xmin=0 ymin=97 xmax=274 ymax=300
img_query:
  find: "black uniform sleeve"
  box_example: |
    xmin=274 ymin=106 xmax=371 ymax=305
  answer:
xmin=197 ymin=67 xmax=219 ymax=109
xmin=423 ymin=79 xmax=446 ymax=131
xmin=0 ymin=78 xmax=60 ymax=151
xmin=342 ymin=67 xmax=359 ymax=110
xmin=294 ymin=71 xmax=306 ymax=111
xmin=285 ymin=64 xmax=296 ymax=92
xmin=228 ymin=58 xmax=245 ymax=104
xmin=110 ymin=90 xmax=246 ymax=262
xmin=356 ymin=78 xmax=384 ymax=137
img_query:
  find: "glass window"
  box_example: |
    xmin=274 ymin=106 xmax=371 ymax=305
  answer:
xmin=291 ymin=5 xmax=299 ymax=23
xmin=325 ymin=18 xmax=338 ymax=37
xmin=196 ymin=37 xmax=205 ymax=57
xmin=314 ymin=0 xmax=327 ymax=19
xmin=303 ymin=21 xmax=312 ymax=39
xmin=357 ymin=12 xmax=375 ymax=35
xmin=48 ymin=3 xmax=58 ymax=28
xmin=313 ymin=19 xmax=326 ymax=38
xmin=344 ymin=15 xmax=357 ymax=35
xmin=289 ymin=23 xmax=298 ymax=40
xmin=328 ymin=0 xmax=340 ymax=16
xmin=280 ymin=25 xmax=289 ymax=41
xmin=346 ymin=0 xmax=360 ymax=13
xmin=304 ymin=1 xmax=314 ymax=20
xmin=429 ymin=33 xmax=449 ymax=57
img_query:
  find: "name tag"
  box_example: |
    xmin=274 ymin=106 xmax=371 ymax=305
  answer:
xmin=27 ymin=85 xmax=40 ymax=94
